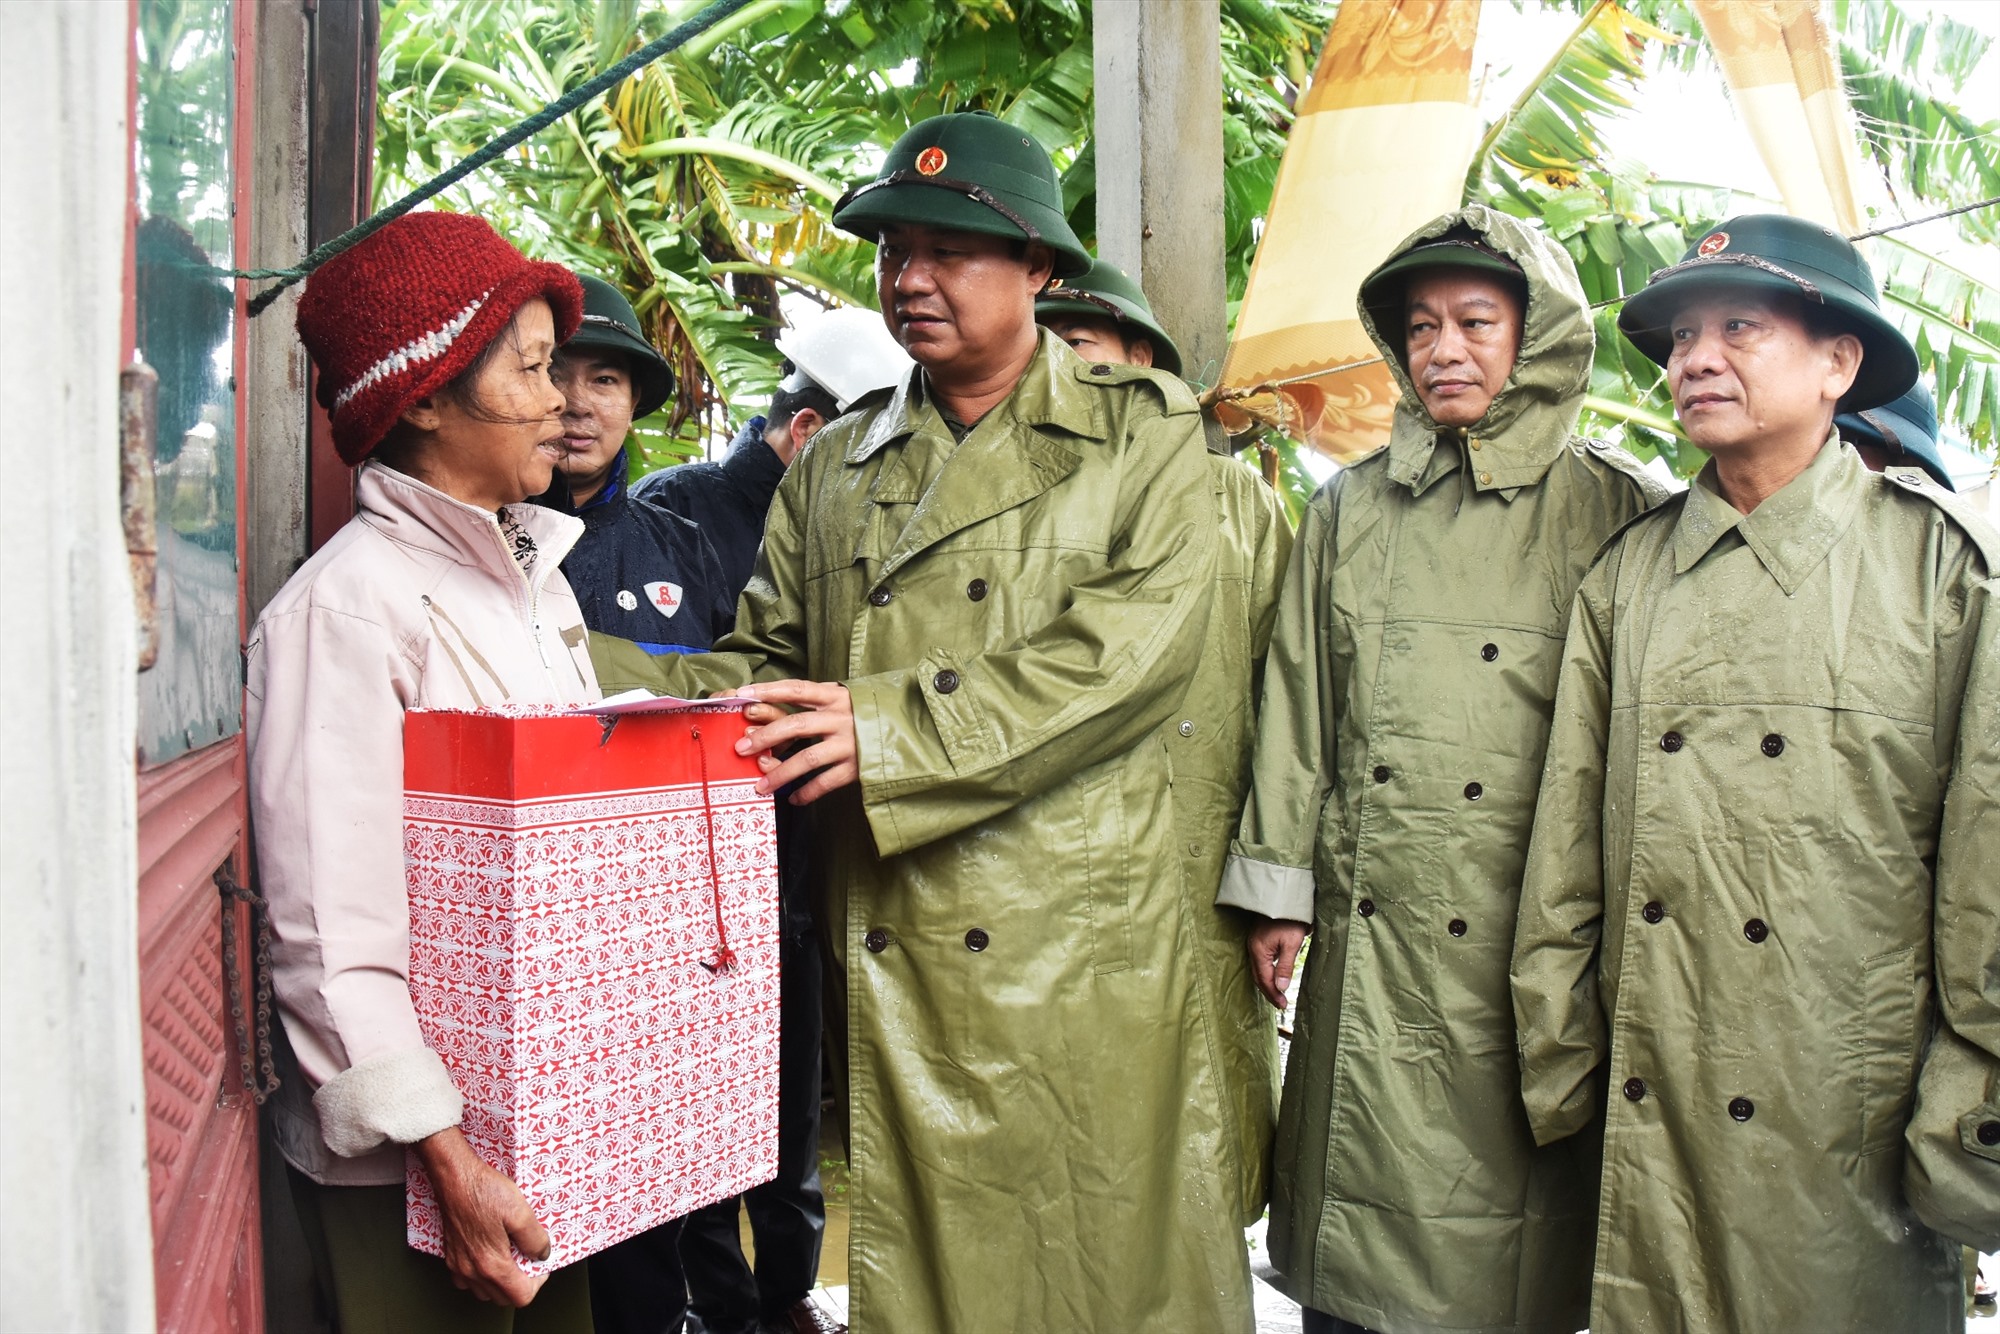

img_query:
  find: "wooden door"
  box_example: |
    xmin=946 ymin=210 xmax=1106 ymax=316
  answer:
xmin=131 ymin=1 xmax=266 ymax=1328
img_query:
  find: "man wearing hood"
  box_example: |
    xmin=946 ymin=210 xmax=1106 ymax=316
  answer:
xmin=1511 ymin=215 xmax=1998 ymax=1331
xmin=1219 ymin=205 xmax=1666 ymax=1334
xmin=533 ymin=274 xmax=735 ymax=658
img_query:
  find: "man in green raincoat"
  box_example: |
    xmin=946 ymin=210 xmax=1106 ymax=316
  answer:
xmin=1036 ymin=259 xmax=1291 ymax=1224
xmin=593 ymin=112 xmax=1256 ymax=1333
xmin=1511 ymin=214 xmax=2000 ymax=1332
xmin=1219 ymin=205 xmax=1666 ymax=1334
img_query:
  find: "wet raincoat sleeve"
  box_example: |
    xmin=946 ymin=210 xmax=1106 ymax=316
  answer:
xmin=1216 ymin=480 xmax=1339 ymax=924
xmin=847 ymin=410 xmax=1217 ymax=857
xmin=1242 ymin=468 xmax=1295 ymax=718
xmin=1905 ymin=572 xmax=2000 ymax=1250
xmin=1509 ymin=546 xmax=1619 ymax=1147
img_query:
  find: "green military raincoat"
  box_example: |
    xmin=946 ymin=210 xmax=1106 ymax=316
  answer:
xmin=1511 ymin=438 xmax=2000 ymax=1332
xmin=1167 ymin=457 xmax=1293 ymax=1223
xmin=594 ymin=331 xmax=1257 ymax=1334
xmin=1218 ymin=207 xmax=1665 ymax=1334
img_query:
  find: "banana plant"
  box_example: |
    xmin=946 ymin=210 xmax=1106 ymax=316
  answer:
xmin=1459 ymin=0 xmax=1999 ymax=470
xmin=375 ymin=0 xmax=1332 ymax=477
xmin=374 ymin=0 xmax=1995 ymax=489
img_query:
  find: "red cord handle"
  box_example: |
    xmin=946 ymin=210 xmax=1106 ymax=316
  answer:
xmin=690 ymin=725 xmax=737 ymax=975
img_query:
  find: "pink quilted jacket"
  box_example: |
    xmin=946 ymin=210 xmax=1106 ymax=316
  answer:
xmin=247 ymin=462 xmax=600 ymax=1184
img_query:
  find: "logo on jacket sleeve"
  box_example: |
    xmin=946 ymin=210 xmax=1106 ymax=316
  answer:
xmin=643 ymin=581 xmax=684 ymax=619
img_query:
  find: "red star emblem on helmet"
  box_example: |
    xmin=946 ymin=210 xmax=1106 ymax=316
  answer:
xmin=1697 ymin=231 xmax=1730 ymax=257
xmin=915 ymin=146 xmax=948 ymax=176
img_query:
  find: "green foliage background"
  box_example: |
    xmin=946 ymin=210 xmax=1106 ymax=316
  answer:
xmin=374 ymin=0 xmax=1998 ymax=502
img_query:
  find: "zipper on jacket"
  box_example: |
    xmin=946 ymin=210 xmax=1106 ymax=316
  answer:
xmin=530 ymin=585 xmax=551 ymax=674
xmin=495 ymin=506 xmax=561 ymax=687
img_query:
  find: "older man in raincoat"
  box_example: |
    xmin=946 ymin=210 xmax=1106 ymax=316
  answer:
xmin=593 ymin=112 xmax=1255 ymax=1334
xmin=1219 ymin=206 xmax=1665 ymax=1334
xmin=1511 ymin=214 xmax=2000 ymax=1332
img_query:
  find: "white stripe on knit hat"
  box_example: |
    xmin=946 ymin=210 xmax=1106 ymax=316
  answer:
xmin=333 ymin=289 xmax=493 ymax=412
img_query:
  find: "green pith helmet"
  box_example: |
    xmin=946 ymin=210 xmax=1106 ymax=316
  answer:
xmin=1035 ymin=259 xmax=1183 ymax=376
xmin=1836 ymin=378 xmax=1953 ymax=490
xmin=832 ymin=111 xmax=1091 ymax=278
xmin=1618 ymin=213 xmax=1918 ymax=413
xmin=1357 ymin=228 xmax=1527 ymax=349
xmin=563 ymin=274 xmax=676 ymax=418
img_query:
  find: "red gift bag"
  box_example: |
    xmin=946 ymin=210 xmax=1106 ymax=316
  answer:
xmin=402 ymin=701 xmax=780 ymax=1270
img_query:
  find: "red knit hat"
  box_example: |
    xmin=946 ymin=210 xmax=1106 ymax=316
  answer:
xmin=296 ymin=211 xmax=583 ymax=465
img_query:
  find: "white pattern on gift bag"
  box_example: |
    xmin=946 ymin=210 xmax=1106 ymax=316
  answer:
xmin=404 ymin=768 xmax=781 ymax=1271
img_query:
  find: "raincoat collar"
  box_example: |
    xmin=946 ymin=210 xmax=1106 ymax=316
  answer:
xmin=1365 ymin=206 xmax=1593 ymax=500
xmin=1672 ymin=432 xmax=1864 ymax=595
xmin=846 ymin=329 xmax=1106 ymax=465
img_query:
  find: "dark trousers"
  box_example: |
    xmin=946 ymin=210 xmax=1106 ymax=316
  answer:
xmin=589 ymin=1216 xmax=688 ymax=1334
xmin=681 ymin=915 xmax=828 ymax=1334
xmin=287 ymin=1167 xmax=593 ymax=1334
xmin=1301 ymin=1310 xmax=1382 ymax=1334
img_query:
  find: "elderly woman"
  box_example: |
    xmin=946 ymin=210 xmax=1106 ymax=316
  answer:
xmin=248 ymin=212 xmax=600 ymax=1330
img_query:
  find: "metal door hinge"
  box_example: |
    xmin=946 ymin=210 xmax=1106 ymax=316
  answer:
xmin=216 ymin=865 xmax=281 ymax=1106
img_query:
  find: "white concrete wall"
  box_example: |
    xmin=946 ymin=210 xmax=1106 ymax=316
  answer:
xmin=0 ymin=3 xmax=157 ymax=1331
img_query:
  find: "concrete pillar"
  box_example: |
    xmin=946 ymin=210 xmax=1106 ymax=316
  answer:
xmin=1092 ymin=0 xmax=1229 ymax=388
xmin=0 ymin=3 xmax=157 ymax=1330
xmin=247 ymin=0 xmax=314 ymax=621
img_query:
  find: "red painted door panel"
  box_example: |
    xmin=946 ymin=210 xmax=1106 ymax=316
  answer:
xmin=131 ymin=0 xmax=265 ymax=1328
xmin=139 ymin=744 xmax=263 ymax=1333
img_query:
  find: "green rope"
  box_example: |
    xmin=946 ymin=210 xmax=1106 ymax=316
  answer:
xmin=242 ymin=0 xmax=753 ymax=317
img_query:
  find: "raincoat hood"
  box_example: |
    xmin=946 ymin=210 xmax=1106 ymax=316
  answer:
xmin=1358 ymin=205 xmax=1595 ymax=495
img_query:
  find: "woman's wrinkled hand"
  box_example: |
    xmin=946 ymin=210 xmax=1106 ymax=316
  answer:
xmin=413 ymin=1127 xmax=551 ymax=1307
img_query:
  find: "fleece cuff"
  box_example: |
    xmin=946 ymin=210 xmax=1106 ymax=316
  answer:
xmin=311 ymin=1046 xmax=463 ymax=1157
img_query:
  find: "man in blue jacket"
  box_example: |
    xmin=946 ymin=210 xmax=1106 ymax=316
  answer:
xmin=633 ymin=307 xmax=910 ymax=594
xmin=535 ymin=275 xmax=735 ymax=659
xmin=630 ymin=307 xmax=903 ymax=1334
xmin=533 ymin=274 xmax=740 ymax=1334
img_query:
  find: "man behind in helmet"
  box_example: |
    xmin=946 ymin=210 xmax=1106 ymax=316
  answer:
xmin=1036 ymin=258 xmax=1291 ymax=1229
xmin=1837 ymin=377 xmax=1956 ymax=490
xmin=635 ymin=306 xmax=906 ymax=1334
xmin=532 ymin=273 xmax=735 ymax=656
xmin=634 ymin=307 xmax=910 ymax=594
xmin=528 ymin=274 xmax=741 ymax=1334
xmin=637 ymin=307 xmax=904 ymax=1334
xmin=590 ymin=111 xmax=1253 ymax=1333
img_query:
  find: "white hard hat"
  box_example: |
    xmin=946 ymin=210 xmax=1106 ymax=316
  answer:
xmin=775 ymin=306 xmax=913 ymax=412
